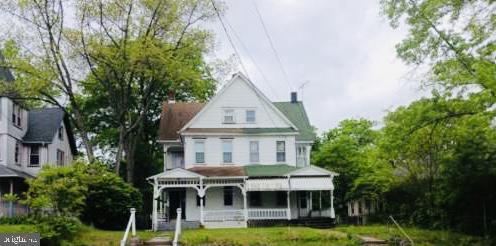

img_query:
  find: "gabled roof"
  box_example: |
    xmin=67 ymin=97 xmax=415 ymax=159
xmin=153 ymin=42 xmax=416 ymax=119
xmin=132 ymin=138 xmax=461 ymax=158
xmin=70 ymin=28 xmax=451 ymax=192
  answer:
xmin=158 ymin=102 xmax=205 ymax=141
xmin=147 ymin=168 xmax=204 ymax=180
xmin=273 ymin=102 xmax=316 ymax=142
xmin=22 ymin=108 xmax=77 ymax=155
xmin=0 ymin=165 xmax=34 ymax=178
xmin=179 ymin=73 xmax=298 ymax=132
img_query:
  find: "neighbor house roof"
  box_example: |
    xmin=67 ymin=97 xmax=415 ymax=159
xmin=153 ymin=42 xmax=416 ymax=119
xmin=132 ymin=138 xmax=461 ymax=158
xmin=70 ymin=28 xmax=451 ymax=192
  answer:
xmin=158 ymin=102 xmax=205 ymax=141
xmin=23 ymin=108 xmax=77 ymax=155
xmin=0 ymin=53 xmax=14 ymax=82
xmin=273 ymin=101 xmax=316 ymax=142
xmin=0 ymin=165 xmax=34 ymax=178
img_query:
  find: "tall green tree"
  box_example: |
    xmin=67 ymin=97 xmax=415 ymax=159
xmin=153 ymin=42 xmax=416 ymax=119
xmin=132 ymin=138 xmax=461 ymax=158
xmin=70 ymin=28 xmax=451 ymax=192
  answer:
xmin=0 ymin=0 xmax=222 ymax=183
xmin=312 ymin=119 xmax=393 ymax=217
xmin=381 ymin=0 xmax=495 ymax=120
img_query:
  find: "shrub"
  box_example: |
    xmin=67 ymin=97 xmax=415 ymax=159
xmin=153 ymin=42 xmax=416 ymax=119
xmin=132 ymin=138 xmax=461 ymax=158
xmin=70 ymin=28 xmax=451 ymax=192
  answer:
xmin=0 ymin=215 xmax=33 ymax=225
xmin=80 ymin=163 xmax=142 ymax=229
xmin=36 ymin=216 xmax=81 ymax=246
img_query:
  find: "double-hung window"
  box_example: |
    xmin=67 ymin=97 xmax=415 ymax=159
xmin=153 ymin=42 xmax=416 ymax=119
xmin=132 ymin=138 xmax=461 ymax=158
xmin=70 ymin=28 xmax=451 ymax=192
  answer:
xmin=223 ymin=109 xmax=235 ymax=123
xmin=195 ymin=141 xmax=205 ymax=164
xmin=249 ymin=141 xmax=259 ymax=163
xmin=12 ymin=104 xmax=21 ymax=128
xmin=223 ymin=187 xmax=233 ymax=206
xmin=222 ymin=139 xmax=233 ymax=163
xmin=29 ymin=145 xmax=40 ymax=167
xmin=246 ymin=110 xmax=256 ymax=123
xmin=276 ymin=141 xmax=286 ymax=162
xmin=57 ymin=149 xmax=65 ymax=166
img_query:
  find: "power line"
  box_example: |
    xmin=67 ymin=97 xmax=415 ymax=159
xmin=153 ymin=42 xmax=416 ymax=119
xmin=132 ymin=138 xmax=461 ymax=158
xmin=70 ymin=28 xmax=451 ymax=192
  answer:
xmin=223 ymin=16 xmax=281 ymax=101
xmin=209 ymin=0 xmax=249 ymax=77
xmin=251 ymin=0 xmax=294 ymax=92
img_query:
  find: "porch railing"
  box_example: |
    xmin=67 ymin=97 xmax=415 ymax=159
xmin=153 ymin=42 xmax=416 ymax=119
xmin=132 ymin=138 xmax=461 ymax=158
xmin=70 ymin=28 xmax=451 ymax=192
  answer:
xmin=0 ymin=201 xmax=29 ymax=217
xmin=204 ymin=209 xmax=245 ymax=221
xmin=248 ymin=208 xmax=287 ymax=220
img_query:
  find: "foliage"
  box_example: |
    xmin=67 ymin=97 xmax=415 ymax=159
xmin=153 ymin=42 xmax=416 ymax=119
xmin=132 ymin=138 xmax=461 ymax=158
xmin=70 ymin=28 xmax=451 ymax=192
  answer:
xmin=0 ymin=215 xmax=32 ymax=225
xmin=2 ymin=193 xmax=19 ymax=203
xmin=80 ymin=163 xmax=142 ymax=230
xmin=36 ymin=216 xmax=82 ymax=246
xmin=380 ymin=98 xmax=496 ymax=236
xmin=25 ymin=163 xmax=88 ymax=216
xmin=312 ymin=119 xmax=394 ymax=216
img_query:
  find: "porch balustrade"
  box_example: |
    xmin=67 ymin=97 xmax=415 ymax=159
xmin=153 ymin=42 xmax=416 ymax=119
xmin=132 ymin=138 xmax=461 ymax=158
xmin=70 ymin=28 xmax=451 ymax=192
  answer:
xmin=203 ymin=209 xmax=245 ymax=221
xmin=247 ymin=208 xmax=288 ymax=220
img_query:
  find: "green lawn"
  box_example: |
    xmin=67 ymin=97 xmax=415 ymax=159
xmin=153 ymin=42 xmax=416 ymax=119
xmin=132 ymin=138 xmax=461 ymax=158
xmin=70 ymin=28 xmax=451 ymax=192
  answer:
xmin=0 ymin=224 xmax=490 ymax=246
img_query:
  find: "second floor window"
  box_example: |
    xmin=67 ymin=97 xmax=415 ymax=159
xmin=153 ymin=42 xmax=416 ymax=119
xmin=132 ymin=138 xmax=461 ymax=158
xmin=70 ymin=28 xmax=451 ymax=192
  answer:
xmin=223 ymin=109 xmax=235 ymax=123
xmin=249 ymin=141 xmax=259 ymax=163
xmin=57 ymin=149 xmax=65 ymax=166
xmin=14 ymin=142 xmax=20 ymax=165
xmin=12 ymin=104 xmax=21 ymax=127
xmin=195 ymin=141 xmax=205 ymax=163
xmin=222 ymin=140 xmax=233 ymax=163
xmin=246 ymin=110 xmax=256 ymax=123
xmin=29 ymin=146 xmax=40 ymax=167
xmin=276 ymin=141 xmax=286 ymax=162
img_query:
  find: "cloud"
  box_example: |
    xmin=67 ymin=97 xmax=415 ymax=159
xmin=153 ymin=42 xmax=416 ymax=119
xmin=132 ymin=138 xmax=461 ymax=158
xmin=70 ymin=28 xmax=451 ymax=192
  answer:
xmin=207 ymin=0 xmax=425 ymax=132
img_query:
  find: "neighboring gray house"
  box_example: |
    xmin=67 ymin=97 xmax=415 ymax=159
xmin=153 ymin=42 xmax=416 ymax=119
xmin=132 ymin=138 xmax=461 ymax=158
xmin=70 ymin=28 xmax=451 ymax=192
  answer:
xmin=0 ymin=66 xmax=77 ymax=202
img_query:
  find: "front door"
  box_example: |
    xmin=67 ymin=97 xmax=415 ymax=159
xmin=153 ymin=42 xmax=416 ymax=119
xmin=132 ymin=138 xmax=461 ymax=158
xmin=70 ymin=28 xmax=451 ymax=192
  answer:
xmin=297 ymin=191 xmax=309 ymax=218
xmin=168 ymin=188 xmax=186 ymax=219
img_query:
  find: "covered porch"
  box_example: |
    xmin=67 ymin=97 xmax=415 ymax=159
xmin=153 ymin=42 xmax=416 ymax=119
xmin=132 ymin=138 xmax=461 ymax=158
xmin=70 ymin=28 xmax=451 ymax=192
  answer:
xmin=147 ymin=165 xmax=337 ymax=230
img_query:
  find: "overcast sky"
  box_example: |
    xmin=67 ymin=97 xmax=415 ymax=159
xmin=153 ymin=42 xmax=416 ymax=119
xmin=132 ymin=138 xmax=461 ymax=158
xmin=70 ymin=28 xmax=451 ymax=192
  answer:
xmin=206 ymin=0 xmax=426 ymax=132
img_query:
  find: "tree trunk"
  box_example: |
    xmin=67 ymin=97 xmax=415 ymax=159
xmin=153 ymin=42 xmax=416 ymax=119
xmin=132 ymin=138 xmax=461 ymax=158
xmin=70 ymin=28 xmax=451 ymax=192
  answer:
xmin=72 ymin=107 xmax=95 ymax=163
xmin=115 ymin=126 xmax=125 ymax=174
xmin=125 ymin=134 xmax=137 ymax=184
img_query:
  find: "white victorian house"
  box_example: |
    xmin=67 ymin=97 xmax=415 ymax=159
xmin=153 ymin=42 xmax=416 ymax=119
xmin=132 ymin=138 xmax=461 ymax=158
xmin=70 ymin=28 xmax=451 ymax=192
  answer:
xmin=0 ymin=66 xmax=77 ymax=216
xmin=148 ymin=73 xmax=337 ymax=230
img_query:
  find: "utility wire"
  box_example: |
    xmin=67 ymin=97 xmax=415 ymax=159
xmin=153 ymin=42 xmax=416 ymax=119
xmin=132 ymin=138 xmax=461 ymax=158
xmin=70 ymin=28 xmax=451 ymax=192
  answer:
xmin=223 ymin=17 xmax=281 ymax=101
xmin=210 ymin=0 xmax=249 ymax=77
xmin=252 ymin=0 xmax=294 ymax=92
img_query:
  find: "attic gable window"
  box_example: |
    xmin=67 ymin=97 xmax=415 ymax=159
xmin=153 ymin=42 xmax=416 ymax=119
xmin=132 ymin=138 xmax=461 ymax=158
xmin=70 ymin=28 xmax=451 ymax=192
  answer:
xmin=246 ymin=110 xmax=256 ymax=123
xmin=223 ymin=109 xmax=235 ymax=124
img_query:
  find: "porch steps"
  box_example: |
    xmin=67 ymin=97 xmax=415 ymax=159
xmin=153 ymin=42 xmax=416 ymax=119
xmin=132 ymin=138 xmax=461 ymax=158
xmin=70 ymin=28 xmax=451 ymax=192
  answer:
xmin=144 ymin=237 xmax=172 ymax=246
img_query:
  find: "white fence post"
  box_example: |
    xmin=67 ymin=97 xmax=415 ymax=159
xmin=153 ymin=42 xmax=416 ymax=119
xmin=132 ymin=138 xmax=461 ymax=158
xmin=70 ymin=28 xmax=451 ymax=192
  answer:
xmin=173 ymin=208 xmax=182 ymax=246
xmin=121 ymin=207 xmax=137 ymax=246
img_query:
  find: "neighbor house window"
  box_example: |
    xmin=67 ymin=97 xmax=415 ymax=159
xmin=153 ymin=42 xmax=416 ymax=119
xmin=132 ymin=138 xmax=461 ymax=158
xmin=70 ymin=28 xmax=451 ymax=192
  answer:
xmin=29 ymin=145 xmax=40 ymax=167
xmin=246 ymin=110 xmax=256 ymax=123
xmin=195 ymin=141 xmax=205 ymax=163
xmin=276 ymin=141 xmax=286 ymax=162
xmin=56 ymin=149 xmax=64 ymax=166
xmin=276 ymin=191 xmax=286 ymax=207
xmin=249 ymin=141 xmax=259 ymax=163
xmin=249 ymin=191 xmax=262 ymax=207
xmin=14 ymin=141 xmax=20 ymax=165
xmin=12 ymin=104 xmax=21 ymax=127
xmin=58 ymin=126 xmax=64 ymax=140
xmin=223 ymin=109 xmax=235 ymax=123
xmin=222 ymin=139 xmax=233 ymax=163
xmin=223 ymin=187 xmax=233 ymax=206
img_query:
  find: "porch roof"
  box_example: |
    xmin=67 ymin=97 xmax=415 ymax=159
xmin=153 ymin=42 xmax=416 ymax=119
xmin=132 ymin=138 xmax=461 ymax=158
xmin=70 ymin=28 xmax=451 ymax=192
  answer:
xmin=0 ymin=165 xmax=34 ymax=178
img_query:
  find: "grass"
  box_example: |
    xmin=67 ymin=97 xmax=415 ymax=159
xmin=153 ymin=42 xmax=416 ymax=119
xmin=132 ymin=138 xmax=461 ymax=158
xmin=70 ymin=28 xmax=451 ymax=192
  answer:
xmin=0 ymin=224 xmax=491 ymax=246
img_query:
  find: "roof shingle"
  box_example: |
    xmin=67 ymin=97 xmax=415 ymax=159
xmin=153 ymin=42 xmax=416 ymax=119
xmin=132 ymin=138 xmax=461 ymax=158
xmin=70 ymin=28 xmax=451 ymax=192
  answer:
xmin=158 ymin=102 xmax=205 ymax=140
xmin=273 ymin=101 xmax=316 ymax=141
xmin=23 ymin=108 xmax=65 ymax=143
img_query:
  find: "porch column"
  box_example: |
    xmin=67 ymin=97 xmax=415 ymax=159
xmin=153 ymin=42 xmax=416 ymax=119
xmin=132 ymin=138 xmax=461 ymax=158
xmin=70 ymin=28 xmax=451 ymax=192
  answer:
xmin=199 ymin=179 xmax=205 ymax=225
xmin=152 ymin=178 xmax=159 ymax=231
xmin=330 ymin=190 xmax=335 ymax=219
xmin=286 ymin=190 xmax=291 ymax=220
xmin=242 ymin=189 xmax=248 ymax=222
